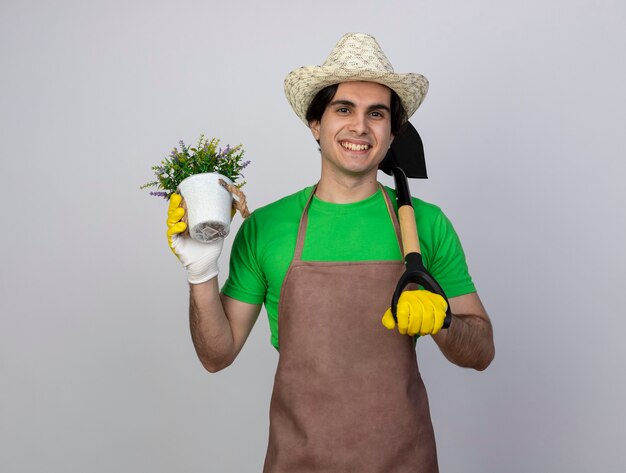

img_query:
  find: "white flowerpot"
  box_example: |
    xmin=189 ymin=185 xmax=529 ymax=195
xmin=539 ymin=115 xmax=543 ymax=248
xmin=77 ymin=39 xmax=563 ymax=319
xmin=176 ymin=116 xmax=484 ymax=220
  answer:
xmin=177 ymin=173 xmax=233 ymax=242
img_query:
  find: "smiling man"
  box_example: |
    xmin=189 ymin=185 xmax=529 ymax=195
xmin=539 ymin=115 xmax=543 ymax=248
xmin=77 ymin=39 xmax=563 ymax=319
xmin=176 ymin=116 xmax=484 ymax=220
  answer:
xmin=166 ymin=33 xmax=494 ymax=472
xmin=310 ymin=81 xmax=395 ymax=201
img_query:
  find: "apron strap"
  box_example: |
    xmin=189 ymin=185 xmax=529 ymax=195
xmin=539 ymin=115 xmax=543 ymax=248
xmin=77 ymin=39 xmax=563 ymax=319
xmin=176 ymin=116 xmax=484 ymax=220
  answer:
xmin=293 ymin=184 xmax=405 ymax=261
xmin=381 ymin=185 xmax=404 ymax=254
xmin=292 ymin=185 xmax=317 ymax=262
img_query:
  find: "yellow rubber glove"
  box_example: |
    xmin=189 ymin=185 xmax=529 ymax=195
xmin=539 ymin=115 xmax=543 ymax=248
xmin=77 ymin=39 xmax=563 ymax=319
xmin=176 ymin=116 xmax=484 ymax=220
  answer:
xmin=166 ymin=194 xmax=187 ymax=253
xmin=382 ymin=290 xmax=448 ymax=336
xmin=166 ymin=193 xmax=224 ymax=284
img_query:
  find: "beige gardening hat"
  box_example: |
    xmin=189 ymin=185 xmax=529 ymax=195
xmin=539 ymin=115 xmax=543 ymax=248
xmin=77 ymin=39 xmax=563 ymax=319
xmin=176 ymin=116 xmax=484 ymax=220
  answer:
xmin=284 ymin=33 xmax=429 ymax=126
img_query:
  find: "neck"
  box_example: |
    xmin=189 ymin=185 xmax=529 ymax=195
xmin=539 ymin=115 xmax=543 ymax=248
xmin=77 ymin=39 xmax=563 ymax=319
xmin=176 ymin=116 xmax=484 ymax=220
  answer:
xmin=315 ymin=172 xmax=380 ymax=203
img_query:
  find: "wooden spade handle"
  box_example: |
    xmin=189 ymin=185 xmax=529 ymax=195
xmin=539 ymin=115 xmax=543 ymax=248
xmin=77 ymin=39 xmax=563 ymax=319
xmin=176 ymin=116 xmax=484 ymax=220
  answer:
xmin=398 ymin=204 xmax=420 ymax=256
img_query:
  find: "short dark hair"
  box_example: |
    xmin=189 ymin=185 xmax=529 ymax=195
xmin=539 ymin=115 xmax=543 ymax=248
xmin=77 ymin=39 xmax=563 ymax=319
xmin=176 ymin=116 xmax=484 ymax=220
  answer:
xmin=305 ymin=83 xmax=408 ymax=135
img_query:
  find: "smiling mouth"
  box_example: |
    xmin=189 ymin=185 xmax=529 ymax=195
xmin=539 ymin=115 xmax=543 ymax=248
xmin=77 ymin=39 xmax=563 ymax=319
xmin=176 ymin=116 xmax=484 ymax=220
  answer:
xmin=341 ymin=141 xmax=371 ymax=151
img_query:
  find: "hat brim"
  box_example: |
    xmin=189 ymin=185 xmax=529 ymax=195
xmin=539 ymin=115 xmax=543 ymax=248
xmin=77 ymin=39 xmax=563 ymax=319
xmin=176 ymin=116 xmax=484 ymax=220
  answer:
xmin=284 ymin=66 xmax=429 ymax=126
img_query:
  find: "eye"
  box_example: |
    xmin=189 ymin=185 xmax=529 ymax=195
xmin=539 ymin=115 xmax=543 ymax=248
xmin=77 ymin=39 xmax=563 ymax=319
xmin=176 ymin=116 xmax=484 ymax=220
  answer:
xmin=370 ymin=110 xmax=384 ymax=118
xmin=336 ymin=107 xmax=350 ymax=114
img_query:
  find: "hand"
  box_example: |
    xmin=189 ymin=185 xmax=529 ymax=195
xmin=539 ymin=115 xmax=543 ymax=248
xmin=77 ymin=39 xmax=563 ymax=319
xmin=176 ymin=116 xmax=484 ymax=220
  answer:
xmin=382 ymin=290 xmax=448 ymax=336
xmin=166 ymin=193 xmax=224 ymax=284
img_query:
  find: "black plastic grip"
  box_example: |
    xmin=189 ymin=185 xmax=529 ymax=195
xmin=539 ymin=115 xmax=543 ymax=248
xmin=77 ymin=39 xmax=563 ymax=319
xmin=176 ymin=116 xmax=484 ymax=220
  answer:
xmin=391 ymin=252 xmax=452 ymax=329
xmin=393 ymin=167 xmax=412 ymax=207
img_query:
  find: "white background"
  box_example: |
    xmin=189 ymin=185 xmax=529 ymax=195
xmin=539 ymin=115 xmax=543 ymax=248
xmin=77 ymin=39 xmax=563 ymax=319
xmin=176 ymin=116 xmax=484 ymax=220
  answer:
xmin=2 ymin=1 xmax=625 ymax=472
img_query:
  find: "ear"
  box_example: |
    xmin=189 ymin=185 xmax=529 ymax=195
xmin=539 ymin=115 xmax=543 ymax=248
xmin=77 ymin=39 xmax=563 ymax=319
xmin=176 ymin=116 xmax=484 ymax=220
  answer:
xmin=309 ymin=120 xmax=321 ymax=141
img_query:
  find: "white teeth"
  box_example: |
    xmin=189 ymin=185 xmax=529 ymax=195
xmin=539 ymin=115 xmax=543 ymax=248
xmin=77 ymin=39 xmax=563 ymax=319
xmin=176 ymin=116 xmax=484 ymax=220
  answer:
xmin=341 ymin=142 xmax=370 ymax=151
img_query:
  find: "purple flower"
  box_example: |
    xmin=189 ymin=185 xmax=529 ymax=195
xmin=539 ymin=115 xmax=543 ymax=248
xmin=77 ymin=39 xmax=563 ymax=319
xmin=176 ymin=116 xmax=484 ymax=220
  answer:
xmin=150 ymin=191 xmax=168 ymax=199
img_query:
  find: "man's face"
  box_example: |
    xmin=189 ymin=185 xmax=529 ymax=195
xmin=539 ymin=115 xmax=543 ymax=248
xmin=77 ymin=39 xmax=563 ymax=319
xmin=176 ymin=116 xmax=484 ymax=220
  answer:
xmin=310 ymin=81 xmax=394 ymax=180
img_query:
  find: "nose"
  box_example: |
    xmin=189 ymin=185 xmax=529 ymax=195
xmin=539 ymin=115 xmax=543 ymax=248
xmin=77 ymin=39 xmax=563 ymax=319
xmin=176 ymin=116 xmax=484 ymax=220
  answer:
xmin=349 ymin=113 xmax=369 ymax=135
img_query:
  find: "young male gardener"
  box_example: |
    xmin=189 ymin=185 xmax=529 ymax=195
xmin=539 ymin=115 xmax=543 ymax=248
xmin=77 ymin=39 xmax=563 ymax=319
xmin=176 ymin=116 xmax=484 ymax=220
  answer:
xmin=166 ymin=33 xmax=494 ymax=472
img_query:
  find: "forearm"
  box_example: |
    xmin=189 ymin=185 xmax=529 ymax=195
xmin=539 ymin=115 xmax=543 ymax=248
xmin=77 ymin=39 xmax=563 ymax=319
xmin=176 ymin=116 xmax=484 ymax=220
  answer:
xmin=189 ymin=278 xmax=235 ymax=372
xmin=432 ymin=312 xmax=495 ymax=371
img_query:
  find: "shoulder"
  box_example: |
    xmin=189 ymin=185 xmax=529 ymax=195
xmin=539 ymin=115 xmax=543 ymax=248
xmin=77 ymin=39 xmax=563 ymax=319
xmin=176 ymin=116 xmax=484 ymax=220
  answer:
xmin=250 ymin=186 xmax=315 ymax=226
xmin=231 ymin=187 xmax=313 ymax=273
xmin=234 ymin=186 xmax=314 ymax=247
xmin=381 ymin=185 xmax=446 ymax=221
